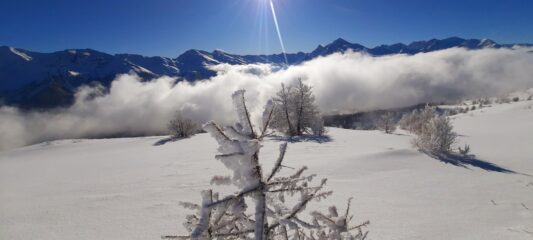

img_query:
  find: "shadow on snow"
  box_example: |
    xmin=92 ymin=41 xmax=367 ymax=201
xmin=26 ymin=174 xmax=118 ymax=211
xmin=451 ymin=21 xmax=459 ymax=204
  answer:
xmin=269 ymin=134 xmax=333 ymax=144
xmin=153 ymin=136 xmax=187 ymax=146
xmin=426 ymin=151 xmax=522 ymax=174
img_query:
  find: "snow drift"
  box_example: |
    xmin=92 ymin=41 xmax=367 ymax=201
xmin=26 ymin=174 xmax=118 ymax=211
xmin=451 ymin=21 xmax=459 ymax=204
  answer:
xmin=1 ymin=47 xmax=533 ymax=150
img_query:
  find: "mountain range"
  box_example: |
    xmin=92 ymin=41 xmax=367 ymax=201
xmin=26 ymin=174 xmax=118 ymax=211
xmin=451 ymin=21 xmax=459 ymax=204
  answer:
xmin=1 ymin=37 xmax=531 ymax=109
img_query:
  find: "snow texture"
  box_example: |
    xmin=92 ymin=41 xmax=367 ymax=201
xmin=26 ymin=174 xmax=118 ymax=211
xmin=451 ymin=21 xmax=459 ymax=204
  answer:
xmin=1 ymin=101 xmax=533 ymax=239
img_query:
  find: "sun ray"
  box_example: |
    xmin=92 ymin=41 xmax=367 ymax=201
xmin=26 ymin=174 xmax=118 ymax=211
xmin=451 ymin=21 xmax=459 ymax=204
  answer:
xmin=269 ymin=0 xmax=289 ymax=66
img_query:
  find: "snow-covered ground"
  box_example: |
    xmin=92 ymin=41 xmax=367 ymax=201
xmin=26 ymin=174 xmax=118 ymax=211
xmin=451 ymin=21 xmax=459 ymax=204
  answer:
xmin=1 ymin=101 xmax=532 ymax=240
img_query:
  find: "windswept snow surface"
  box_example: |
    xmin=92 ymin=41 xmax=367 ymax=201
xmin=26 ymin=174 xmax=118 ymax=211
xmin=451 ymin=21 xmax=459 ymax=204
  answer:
xmin=1 ymin=101 xmax=532 ymax=239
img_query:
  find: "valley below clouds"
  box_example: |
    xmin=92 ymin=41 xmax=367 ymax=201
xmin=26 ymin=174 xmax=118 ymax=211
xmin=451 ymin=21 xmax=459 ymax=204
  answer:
xmin=1 ymin=47 xmax=533 ymax=150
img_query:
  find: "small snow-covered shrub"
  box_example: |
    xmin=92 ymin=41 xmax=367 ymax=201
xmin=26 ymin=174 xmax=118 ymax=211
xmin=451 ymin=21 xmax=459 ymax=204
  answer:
xmin=378 ymin=112 xmax=396 ymax=134
xmin=512 ymin=97 xmax=520 ymax=102
xmin=496 ymin=97 xmax=511 ymax=104
xmin=446 ymin=109 xmax=458 ymax=116
xmin=480 ymin=98 xmax=492 ymax=105
xmin=399 ymin=105 xmax=436 ymax=135
xmin=527 ymin=95 xmax=532 ymax=101
xmin=167 ymin=113 xmax=199 ymax=138
xmin=458 ymin=144 xmax=471 ymax=157
xmin=413 ymin=115 xmax=457 ymax=154
xmin=164 ymin=90 xmax=368 ymax=240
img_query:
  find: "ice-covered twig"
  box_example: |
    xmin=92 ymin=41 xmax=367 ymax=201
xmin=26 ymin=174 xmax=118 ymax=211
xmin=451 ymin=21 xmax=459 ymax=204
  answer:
xmin=268 ymin=179 xmax=328 ymax=230
xmin=207 ymin=184 xmax=260 ymax=208
xmin=267 ymin=143 xmax=288 ymax=182
xmin=191 ymin=190 xmax=213 ymax=239
xmin=232 ymin=90 xmax=255 ymax=138
xmin=203 ymin=121 xmax=230 ymax=142
xmin=267 ymin=174 xmax=317 ymax=186
xmin=224 ymin=126 xmax=251 ymax=141
xmin=260 ymin=99 xmax=275 ymax=139
xmin=268 ymin=186 xmax=324 ymax=193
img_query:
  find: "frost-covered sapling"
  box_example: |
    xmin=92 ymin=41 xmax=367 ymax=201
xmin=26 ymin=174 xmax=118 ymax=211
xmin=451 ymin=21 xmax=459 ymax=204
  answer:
xmin=458 ymin=144 xmax=471 ymax=157
xmin=164 ymin=90 xmax=368 ymax=240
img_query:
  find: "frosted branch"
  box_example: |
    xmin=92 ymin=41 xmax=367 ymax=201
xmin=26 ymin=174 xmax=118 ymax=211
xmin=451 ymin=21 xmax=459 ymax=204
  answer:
xmin=232 ymin=90 xmax=255 ymax=137
xmin=260 ymin=99 xmax=275 ymax=138
xmin=191 ymin=190 xmax=213 ymax=239
xmin=267 ymin=143 xmax=288 ymax=182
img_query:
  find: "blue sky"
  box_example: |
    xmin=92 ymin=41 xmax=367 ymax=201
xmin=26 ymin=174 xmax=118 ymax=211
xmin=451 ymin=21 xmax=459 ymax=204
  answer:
xmin=1 ymin=0 xmax=532 ymax=57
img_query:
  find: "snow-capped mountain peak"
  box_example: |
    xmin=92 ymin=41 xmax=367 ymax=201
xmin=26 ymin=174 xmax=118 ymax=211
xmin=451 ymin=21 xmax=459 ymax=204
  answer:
xmin=1 ymin=37 xmax=531 ymax=109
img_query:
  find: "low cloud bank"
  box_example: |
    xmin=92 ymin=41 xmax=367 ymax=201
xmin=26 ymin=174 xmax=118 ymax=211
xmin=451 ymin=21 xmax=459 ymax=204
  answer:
xmin=1 ymin=47 xmax=533 ymax=150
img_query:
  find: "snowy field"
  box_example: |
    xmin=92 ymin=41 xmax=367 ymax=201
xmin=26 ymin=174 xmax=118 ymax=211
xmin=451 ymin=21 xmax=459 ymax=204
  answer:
xmin=1 ymin=101 xmax=532 ymax=240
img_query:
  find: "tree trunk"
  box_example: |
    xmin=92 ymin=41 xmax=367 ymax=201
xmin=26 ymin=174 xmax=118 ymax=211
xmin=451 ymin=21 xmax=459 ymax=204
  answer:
xmin=296 ymin=90 xmax=304 ymax=135
xmin=251 ymin=153 xmax=268 ymax=240
xmin=281 ymin=86 xmax=294 ymax=135
xmin=254 ymin=189 xmax=268 ymax=240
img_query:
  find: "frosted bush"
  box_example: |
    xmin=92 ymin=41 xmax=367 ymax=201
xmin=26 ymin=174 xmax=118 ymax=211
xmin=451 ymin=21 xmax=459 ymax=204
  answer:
xmin=168 ymin=113 xmax=200 ymax=138
xmin=413 ymin=115 xmax=457 ymax=154
xmin=377 ymin=112 xmax=396 ymax=134
xmin=399 ymin=105 xmax=436 ymax=135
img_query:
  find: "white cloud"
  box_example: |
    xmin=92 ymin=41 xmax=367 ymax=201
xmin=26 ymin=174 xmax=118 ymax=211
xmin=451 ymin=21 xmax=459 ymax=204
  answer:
xmin=1 ymin=47 xmax=533 ymax=151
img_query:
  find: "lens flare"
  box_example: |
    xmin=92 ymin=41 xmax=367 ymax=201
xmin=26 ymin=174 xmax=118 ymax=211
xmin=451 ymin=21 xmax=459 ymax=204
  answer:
xmin=269 ymin=0 xmax=288 ymax=66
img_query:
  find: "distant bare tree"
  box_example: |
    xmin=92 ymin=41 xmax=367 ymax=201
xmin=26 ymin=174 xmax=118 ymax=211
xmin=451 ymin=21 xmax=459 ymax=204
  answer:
xmin=310 ymin=116 xmax=327 ymax=137
xmin=292 ymin=78 xmax=321 ymax=135
xmin=271 ymin=83 xmax=295 ymax=135
xmin=167 ymin=112 xmax=199 ymax=139
xmin=377 ymin=112 xmax=396 ymax=134
xmin=271 ymin=79 xmax=324 ymax=136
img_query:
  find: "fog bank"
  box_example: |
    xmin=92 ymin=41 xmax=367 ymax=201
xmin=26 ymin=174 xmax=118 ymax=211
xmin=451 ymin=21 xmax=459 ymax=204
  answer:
xmin=1 ymin=47 xmax=533 ymax=150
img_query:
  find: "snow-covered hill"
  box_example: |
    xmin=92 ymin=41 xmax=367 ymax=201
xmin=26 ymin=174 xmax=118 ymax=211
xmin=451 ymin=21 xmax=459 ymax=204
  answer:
xmin=2 ymin=37 xmax=531 ymax=108
xmin=1 ymin=100 xmax=532 ymax=240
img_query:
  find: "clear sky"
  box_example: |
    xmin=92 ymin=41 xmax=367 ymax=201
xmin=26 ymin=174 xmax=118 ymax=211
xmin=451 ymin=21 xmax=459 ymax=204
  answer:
xmin=1 ymin=0 xmax=532 ymax=57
